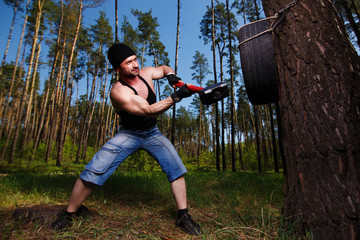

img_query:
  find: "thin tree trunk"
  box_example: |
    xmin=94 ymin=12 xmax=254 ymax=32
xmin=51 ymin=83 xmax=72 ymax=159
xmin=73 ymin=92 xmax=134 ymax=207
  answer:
xmin=234 ymin=106 xmax=243 ymax=169
xmin=269 ymin=103 xmax=279 ymax=172
xmin=258 ymin=106 xmax=269 ymax=168
xmin=57 ymin=0 xmax=83 ymax=166
xmin=96 ymin=61 xmax=110 ymax=151
xmin=226 ymin=0 xmax=236 ymax=172
xmin=219 ymin=53 xmax=226 ymax=170
xmin=171 ymin=0 xmax=181 ymax=144
xmin=0 ymin=0 xmax=31 ymax=140
xmin=275 ymin=102 xmax=286 ymax=175
xmin=115 ymin=0 xmax=118 ymax=43
xmin=211 ymin=0 xmax=220 ymax=170
xmin=254 ymin=106 xmax=261 ymax=172
xmin=45 ymin=29 xmax=67 ymax=163
xmin=0 ymin=2 xmax=18 ymax=76
xmin=10 ymin=0 xmax=45 ymax=163
xmin=77 ymin=46 xmax=101 ymax=162
xmin=23 ymin=33 xmax=43 ymax=147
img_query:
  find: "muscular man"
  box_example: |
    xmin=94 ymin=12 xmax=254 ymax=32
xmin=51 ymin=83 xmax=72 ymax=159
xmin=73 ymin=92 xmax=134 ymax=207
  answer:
xmin=51 ymin=43 xmax=202 ymax=236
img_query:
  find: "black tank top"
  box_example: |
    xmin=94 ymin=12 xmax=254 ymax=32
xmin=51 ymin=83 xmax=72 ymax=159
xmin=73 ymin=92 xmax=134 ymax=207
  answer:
xmin=117 ymin=75 xmax=157 ymax=130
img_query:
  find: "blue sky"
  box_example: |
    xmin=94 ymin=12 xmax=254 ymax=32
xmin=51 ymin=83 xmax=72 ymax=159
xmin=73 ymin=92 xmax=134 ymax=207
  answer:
xmin=0 ymin=0 xmax=243 ymax=108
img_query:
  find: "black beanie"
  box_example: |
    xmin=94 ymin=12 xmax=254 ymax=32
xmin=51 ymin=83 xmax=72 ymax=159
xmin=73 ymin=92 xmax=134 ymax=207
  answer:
xmin=108 ymin=43 xmax=136 ymax=69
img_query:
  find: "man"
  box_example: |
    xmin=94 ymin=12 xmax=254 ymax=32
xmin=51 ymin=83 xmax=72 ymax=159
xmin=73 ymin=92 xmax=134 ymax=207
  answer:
xmin=51 ymin=43 xmax=202 ymax=236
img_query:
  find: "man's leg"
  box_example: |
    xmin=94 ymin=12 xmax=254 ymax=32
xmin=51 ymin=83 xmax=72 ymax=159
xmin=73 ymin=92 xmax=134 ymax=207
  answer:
xmin=171 ymin=176 xmax=202 ymax=236
xmin=171 ymin=176 xmax=187 ymax=210
xmin=67 ymin=178 xmax=95 ymax=212
xmin=142 ymin=129 xmax=202 ymax=235
xmin=51 ymin=178 xmax=94 ymax=231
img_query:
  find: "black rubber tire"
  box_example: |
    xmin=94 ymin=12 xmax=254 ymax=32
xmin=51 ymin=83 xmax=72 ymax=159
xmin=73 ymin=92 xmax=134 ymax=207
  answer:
xmin=237 ymin=20 xmax=279 ymax=105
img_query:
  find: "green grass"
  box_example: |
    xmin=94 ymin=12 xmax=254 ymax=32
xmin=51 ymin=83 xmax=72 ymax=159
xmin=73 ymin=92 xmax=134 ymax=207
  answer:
xmin=0 ymin=171 xmax=305 ymax=239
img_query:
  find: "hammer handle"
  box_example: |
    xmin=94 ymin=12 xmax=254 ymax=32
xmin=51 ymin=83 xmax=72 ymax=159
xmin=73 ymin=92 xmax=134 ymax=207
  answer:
xmin=174 ymin=82 xmax=203 ymax=93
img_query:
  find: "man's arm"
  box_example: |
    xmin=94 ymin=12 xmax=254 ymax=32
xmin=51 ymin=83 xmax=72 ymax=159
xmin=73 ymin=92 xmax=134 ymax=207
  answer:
xmin=140 ymin=65 xmax=175 ymax=81
xmin=151 ymin=65 xmax=175 ymax=80
xmin=110 ymin=83 xmax=192 ymax=118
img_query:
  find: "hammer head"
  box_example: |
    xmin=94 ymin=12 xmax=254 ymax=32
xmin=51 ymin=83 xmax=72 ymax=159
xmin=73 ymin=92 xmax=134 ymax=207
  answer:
xmin=199 ymin=82 xmax=229 ymax=105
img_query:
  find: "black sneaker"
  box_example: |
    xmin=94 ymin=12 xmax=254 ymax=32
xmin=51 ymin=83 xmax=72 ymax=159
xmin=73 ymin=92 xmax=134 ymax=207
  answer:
xmin=51 ymin=205 xmax=89 ymax=231
xmin=175 ymin=212 xmax=202 ymax=236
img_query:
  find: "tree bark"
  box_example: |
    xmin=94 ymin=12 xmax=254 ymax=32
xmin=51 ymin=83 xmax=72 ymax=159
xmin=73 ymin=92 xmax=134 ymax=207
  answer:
xmin=262 ymin=0 xmax=360 ymax=238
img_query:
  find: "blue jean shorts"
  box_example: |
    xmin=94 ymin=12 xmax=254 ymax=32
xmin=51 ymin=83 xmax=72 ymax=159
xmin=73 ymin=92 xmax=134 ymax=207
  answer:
xmin=80 ymin=126 xmax=187 ymax=186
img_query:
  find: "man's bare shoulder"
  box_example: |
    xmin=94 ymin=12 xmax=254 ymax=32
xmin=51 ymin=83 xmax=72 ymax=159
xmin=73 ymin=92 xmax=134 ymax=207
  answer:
xmin=110 ymin=82 xmax=133 ymax=102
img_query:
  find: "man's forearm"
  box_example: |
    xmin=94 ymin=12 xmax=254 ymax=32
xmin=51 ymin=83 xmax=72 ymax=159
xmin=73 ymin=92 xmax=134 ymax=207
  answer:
xmin=146 ymin=96 xmax=175 ymax=118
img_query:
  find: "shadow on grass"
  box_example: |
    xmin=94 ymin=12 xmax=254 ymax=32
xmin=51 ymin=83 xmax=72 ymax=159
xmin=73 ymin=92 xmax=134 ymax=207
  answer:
xmin=0 ymin=171 xmax=175 ymax=208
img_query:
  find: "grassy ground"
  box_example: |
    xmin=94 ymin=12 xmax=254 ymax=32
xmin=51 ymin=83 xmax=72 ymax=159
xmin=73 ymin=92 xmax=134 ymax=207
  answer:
xmin=0 ymin=170 xmax=302 ymax=239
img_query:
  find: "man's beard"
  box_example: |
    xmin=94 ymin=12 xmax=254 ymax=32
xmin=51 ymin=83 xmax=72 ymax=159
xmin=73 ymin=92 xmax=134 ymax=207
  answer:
xmin=123 ymin=68 xmax=139 ymax=79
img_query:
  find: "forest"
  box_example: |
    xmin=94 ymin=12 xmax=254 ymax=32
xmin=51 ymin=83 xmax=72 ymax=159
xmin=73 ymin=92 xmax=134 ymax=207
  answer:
xmin=0 ymin=0 xmax=358 ymax=172
xmin=0 ymin=0 xmax=359 ymax=239
xmin=0 ymin=0 xmax=280 ymax=172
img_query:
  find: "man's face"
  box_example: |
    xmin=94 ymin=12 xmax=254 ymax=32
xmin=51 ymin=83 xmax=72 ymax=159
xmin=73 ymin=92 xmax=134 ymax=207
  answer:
xmin=118 ymin=55 xmax=139 ymax=78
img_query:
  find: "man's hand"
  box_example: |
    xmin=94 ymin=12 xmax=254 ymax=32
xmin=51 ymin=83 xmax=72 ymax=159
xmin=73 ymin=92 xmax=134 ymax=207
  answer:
xmin=166 ymin=73 xmax=181 ymax=87
xmin=171 ymin=84 xmax=193 ymax=103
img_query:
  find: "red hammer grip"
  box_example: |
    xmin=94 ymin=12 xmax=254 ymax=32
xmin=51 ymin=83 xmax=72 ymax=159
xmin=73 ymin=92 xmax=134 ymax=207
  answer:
xmin=174 ymin=82 xmax=204 ymax=93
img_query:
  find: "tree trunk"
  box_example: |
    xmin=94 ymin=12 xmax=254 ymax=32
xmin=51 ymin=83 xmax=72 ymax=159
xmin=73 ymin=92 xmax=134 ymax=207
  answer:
xmin=0 ymin=0 xmax=31 ymax=140
xmin=275 ymin=102 xmax=286 ymax=174
xmin=262 ymin=0 xmax=360 ymax=238
xmin=77 ymin=46 xmax=101 ymax=162
xmin=226 ymin=0 xmax=236 ymax=172
xmin=115 ymin=0 xmax=118 ymax=42
xmin=57 ymin=0 xmax=83 ymax=166
xmin=254 ymin=106 xmax=261 ymax=172
xmin=0 ymin=2 xmax=18 ymax=76
xmin=171 ymin=0 xmax=181 ymax=145
xmin=9 ymin=0 xmax=45 ymax=163
xmin=23 ymin=33 xmax=43 ymax=147
xmin=259 ymin=106 xmax=269 ymax=168
xmin=32 ymin=0 xmax=63 ymax=159
xmin=234 ymin=107 xmax=243 ymax=169
xmin=211 ymin=0 xmax=221 ymax=170
xmin=197 ymin=101 xmax=202 ymax=162
xmin=269 ymin=103 xmax=279 ymax=172
xmin=45 ymin=29 xmax=67 ymax=163
xmin=219 ymin=53 xmax=226 ymax=170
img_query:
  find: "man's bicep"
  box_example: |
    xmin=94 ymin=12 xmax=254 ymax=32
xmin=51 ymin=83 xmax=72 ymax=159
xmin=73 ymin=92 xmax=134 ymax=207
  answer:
xmin=119 ymin=95 xmax=151 ymax=116
xmin=150 ymin=66 xmax=168 ymax=80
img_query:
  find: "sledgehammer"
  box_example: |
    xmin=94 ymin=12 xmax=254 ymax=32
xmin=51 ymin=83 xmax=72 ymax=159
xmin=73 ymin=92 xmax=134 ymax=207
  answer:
xmin=174 ymin=82 xmax=229 ymax=105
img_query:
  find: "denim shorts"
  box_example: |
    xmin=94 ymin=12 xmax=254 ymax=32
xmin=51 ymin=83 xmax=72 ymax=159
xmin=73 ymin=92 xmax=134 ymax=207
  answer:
xmin=80 ymin=126 xmax=187 ymax=186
